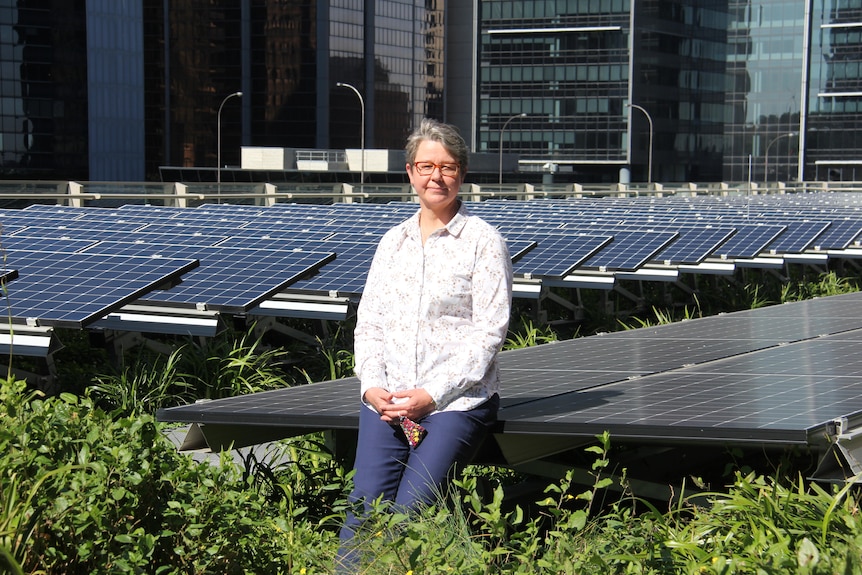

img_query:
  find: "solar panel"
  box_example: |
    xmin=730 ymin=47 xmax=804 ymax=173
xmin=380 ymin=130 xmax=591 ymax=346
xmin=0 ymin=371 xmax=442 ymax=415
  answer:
xmin=505 ymin=239 xmax=538 ymax=262
xmin=708 ymin=223 xmax=786 ymax=259
xmin=8 ymin=226 xmax=227 ymax=246
xmin=218 ymin=230 xmax=338 ymax=245
xmin=1 ymin=235 xmax=98 ymax=252
xmin=574 ymin=223 xmax=735 ymax=265
xmin=810 ymin=219 xmax=862 ymax=250
xmin=500 ymin=230 xmax=612 ymax=278
xmin=286 ymin=240 xmax=380 ymax=295
xmin=2 ymin=249 xmax=198 ymax=328
xmin=158 ymin=290 xmax=862 ymax=453
xmin=578 ymin=230 xmax=678 ymax=271
xmin=78 ymin=241 xmax=336 ymax=313
xmin=498 ymin=358 xmax=862 ymax=443
xmin=135 ymin=222 xmax=244 ymax=236
xmin=649 ymin=226 xmax=736 ymax=264
xmin=6 ymin=194 xmax=862 ymax=331
xmin=158 ymin=378 xmax=362 ymax=433
xmin=762 ymin=220 xmax=831 ymax=254
xmin=496 ymin=332 xmax=788 ymax=405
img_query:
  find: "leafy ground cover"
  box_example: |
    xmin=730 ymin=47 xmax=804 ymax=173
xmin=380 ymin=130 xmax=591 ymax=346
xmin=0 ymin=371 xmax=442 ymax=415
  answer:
xmin=4 ymin=378 xmax=862 ymax=573
xmin=3 ymin=269 xmax=862 ymax=573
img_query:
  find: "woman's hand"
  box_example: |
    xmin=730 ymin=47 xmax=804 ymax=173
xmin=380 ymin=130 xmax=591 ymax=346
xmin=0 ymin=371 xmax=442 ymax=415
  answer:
xmin=377 ymin=388 xmax=437 ymax=423
xmin=363 ymin=387 xmax=395 ymax=421
xmin=366 ymin=388 xmax=437 ymax=423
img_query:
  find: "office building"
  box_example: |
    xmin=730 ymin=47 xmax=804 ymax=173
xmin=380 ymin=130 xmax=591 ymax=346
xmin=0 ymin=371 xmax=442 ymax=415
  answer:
xmin=0 ymin=1 xmax=861 ymax=183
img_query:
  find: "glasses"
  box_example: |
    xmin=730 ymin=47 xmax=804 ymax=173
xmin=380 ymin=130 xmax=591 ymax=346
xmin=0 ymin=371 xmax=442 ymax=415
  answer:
xmin=413 ymin=162 xmax=460 ymax=177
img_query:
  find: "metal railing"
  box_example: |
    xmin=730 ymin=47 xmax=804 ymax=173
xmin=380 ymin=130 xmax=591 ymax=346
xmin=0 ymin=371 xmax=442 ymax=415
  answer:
xmin=0 ymin=179 xmax=860 ymax=209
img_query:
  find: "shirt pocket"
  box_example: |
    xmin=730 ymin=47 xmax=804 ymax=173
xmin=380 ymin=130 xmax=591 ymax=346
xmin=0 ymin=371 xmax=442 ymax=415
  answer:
xmin=431 ymin=267 xmax=473 ymax=314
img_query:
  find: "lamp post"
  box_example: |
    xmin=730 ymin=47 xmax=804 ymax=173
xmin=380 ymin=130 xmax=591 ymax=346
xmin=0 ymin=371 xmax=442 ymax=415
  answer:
xmin=217 ymin=91 xmax=242 ymax=195
xmin=498 ymin=113 xmax=526 ymax=186
xmin=627 ymin=104 xmax=653 ymax=184
xmin=764 ymin=132 xmax=797 ymax=183
xmin=336 ymin=82 xmax=365 ymax=192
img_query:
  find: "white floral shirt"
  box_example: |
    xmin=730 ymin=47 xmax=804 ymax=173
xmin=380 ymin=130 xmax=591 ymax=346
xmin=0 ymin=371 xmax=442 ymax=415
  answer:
xmin=354 ymin=202 xmax=513 ymax=412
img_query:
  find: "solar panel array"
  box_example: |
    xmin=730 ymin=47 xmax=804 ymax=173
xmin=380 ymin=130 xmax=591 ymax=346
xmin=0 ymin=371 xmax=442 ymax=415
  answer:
xmin=3 ymin=195 xmax=860 ymax=472
xmin=1 ymin=192 xmax=862 ymax=332
xmin=157 ymin=290 xmax=862 ymax=457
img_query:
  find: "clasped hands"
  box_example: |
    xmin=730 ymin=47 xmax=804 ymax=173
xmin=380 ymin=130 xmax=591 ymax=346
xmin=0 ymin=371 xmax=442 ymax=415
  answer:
xmin=364 ymin=387 xmax=437 ymax=423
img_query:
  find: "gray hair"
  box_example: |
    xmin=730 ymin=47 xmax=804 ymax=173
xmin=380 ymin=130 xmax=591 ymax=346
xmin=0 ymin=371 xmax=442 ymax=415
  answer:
xmin=405 ymin=118 xmax=469 ymax=172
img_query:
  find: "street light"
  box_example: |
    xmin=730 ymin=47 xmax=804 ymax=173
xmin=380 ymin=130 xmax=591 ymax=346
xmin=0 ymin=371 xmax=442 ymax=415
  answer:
xmin=217 ymin=91 xmax=243 ymax=191
xmin=336 ymin=82 xmax=365 ymax=192
xmin=627 ymin=104 xmax=653 ymax=184
xmin=764 ymin=132 xmax=797 ymax=183
xmin=498 ymin=113 xmax=526 ymax=186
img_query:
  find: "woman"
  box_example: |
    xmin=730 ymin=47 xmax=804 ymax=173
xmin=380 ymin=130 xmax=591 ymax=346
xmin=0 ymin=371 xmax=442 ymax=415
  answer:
xmin=337 ymin=118 xmax=513 ymax=566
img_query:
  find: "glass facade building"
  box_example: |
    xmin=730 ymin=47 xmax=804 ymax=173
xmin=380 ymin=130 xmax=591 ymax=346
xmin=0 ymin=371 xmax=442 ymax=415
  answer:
xmin=0 ymin=0 xmax=444 ymax=181
xmin=807 ymin=0 xmax=862 ymax=181
xmin=144 ymin=0 xmax=444 ymax=182
xmin=0 ymin=1 xmax=89 ymax=179
xmin=2 ymin=1 xmax=862 ymax=183
xmin=478 ymin=0 xmax=729 ymax=183
xmin=478 ymin=1 xmax=631 ymax=181
xmin=476 ymin=0 xmax=862 ymax=184
xmin=725 ymin=0 xmax=806 ymax=182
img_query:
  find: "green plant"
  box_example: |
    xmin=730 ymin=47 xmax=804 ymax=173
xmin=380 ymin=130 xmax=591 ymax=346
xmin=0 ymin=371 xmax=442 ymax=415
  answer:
xmin=0 ymin=375 xmax=338 ymax=574
xmin=243 ymin=433 xmax=351 ymax=524
xmin=505 ymin=316 xmax=559 ymax=349
xmin=175 ymin=326 xmax=291 ymax=399
xmin=618 ymin=294 xmax=704 ymax=330
xmin=343 ymin=432 xmax=619 ymax=574
xmin=781 ymin=270 xmax=860 ymax=302
xmin=88 ymin=347 xmax=192 ymax=417
xmin=297 ymin=326 xmax=355 ymax=384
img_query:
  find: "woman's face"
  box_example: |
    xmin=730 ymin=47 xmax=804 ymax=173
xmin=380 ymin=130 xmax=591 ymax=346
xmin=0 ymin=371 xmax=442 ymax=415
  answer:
xmin=407 ymin=140 xmax=465 ymax=215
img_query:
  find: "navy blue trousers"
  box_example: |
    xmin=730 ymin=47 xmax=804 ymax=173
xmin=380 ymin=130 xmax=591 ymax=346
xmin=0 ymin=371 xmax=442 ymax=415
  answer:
xmin=336 ymin=395 xmax=499 ymax=569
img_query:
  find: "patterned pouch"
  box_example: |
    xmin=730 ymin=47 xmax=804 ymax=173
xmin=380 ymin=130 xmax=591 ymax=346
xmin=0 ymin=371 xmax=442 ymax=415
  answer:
xmin=399 ymin=416 xmax=427 ymax=448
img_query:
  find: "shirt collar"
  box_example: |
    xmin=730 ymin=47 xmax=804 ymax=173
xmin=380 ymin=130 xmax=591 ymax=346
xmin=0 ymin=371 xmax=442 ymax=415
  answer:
xmin=405 ymin=200 xmax=470 ymax=239
xmin=446 ymin=201 xmax=470 ymax=237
